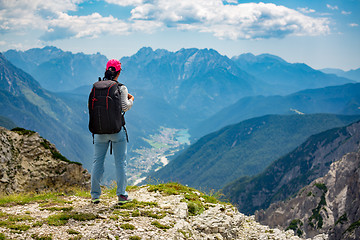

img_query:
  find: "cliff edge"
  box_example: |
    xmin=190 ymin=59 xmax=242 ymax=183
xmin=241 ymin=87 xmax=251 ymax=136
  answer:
xmin=0 ymin=127 xmax=90 ymax=194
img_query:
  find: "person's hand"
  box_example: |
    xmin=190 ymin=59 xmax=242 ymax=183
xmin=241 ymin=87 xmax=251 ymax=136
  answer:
xmin=128 ymin=93 xmax=134 ymax=101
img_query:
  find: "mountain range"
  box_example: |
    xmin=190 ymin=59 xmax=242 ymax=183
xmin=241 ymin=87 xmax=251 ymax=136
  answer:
xmin=4 ymin=46 xmax=354 ymax=122
xmin=321 ymin=67 xmax=360 ymax=82
xmin=192 ymin=83 xmax=360 ymax=138
xmin=3 ymin=46 xmax=107 ymax=92
xmin=147 ymin=114 xmax=360 ymax=191
xmin=232 ymin=53 xmax=353 ymax=95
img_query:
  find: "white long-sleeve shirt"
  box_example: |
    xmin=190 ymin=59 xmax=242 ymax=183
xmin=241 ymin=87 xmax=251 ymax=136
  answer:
xmin=119 ymin=85 xmax=133 ymax=112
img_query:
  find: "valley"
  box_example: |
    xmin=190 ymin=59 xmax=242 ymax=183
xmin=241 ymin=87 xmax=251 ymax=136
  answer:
xmin=128 ymin=127 xmax=190 ymax=185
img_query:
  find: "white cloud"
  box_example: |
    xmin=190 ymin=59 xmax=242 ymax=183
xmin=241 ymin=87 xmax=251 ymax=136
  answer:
xmin=349 ymin=23 xmax=359 ymax=27
xmin=341 ymin=11 xmax=351 ymax=15
xmin=105 ymin=0 xmax=144 ymax=7
xmin=43 ymin=13 xmax=130 ymax=40
xmin=0 ymin=0 xmax=84 ymax=31
xmin=326 ymin=4 xmax=338 ymax=10
xmin=129 ymin=1 xmax=329 ymax=40
xmin=0 ymin=0 xmax=330 ymax=41
xmin=297 ymin=7 xmax=315 ymax=14
xmin=223 ymin=0 xmax=238 ymax=4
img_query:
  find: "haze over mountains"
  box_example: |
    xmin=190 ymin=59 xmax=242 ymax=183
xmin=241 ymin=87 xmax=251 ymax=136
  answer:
xmin=192 ymin=83 xmax=360 ymax=137
xmin=321 ymin=67 xmax=360 ymax=82
xmin=4 ymin=47 xmax=107 ymax=92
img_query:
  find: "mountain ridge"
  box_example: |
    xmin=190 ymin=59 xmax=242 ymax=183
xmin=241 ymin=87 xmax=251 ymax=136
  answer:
xmin=222 ymin=120 xmax=360 ymax=215
xmin=192 ymin=82 xmax=360 ymax=137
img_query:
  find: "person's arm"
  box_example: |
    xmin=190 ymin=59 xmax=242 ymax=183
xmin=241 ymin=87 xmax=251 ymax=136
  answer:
xmin=120 ymin=85 xmax=134 ymax=112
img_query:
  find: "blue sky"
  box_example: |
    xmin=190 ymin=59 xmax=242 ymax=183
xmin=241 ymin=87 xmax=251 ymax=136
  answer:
xmin=0 ymin=0 xmax=359 ymax=70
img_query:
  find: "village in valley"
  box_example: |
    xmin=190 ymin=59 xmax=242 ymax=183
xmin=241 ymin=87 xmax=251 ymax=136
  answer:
xmin=127 ymin=127 xmax=191 ymax=185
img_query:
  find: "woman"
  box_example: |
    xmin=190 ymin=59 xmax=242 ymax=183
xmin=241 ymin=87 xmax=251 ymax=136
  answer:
xmin=91 ymin=59 xmax=134 ymax=204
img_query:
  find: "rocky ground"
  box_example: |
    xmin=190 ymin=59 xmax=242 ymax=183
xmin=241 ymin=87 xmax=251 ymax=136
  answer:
xmin=0 ymin=183 xmax=327 ymax=240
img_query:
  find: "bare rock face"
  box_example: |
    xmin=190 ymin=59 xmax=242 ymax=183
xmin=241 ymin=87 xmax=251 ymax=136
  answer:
xmin=0 ymin=127 xmax=90 ymax=194
xmin=256 ymin=149 xmax=360 ymax=239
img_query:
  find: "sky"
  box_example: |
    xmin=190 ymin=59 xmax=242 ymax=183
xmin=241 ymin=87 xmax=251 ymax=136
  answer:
xmin=0 ymin=0 xmax=359 ymax=70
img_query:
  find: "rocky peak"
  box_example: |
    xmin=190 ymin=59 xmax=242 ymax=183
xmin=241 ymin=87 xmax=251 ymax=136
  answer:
xmin=0 ymin=127 xmax=90 ymax=194
xmin=256 ymin=148 xmax=360 ymax=239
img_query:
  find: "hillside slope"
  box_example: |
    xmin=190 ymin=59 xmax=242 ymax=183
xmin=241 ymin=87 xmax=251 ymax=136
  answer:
xmin=256 ymin=149 xmax=360 ymax=240
xmin=222 ymin=120 xmax=360 ymax=215
xmin=148 ymin=114 xmax=360 ymax=191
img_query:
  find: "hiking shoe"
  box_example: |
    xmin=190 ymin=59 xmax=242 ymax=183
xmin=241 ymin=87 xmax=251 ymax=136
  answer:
xmin=117 ymin=195 xmax=131 ymax=205
xmin=91 ymin=199 xmax=100 ymax=204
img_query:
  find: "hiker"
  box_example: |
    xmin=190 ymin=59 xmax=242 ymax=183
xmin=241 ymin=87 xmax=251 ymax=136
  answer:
xmin=89 ymin=59 xmax=134 ymax=204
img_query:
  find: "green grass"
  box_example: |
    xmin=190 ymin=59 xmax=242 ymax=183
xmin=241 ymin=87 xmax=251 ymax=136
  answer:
xmin=151 ymin=221 xmax=171 ymax=230
xmin=141 ymin=210 xmax=166 ymax=219
xmin=112 ymin=210 xmax=130 ymax=218
xmin=0 ymin=211 xmax=34 ymax=233
xmin=31 ymin=233 xmax=53 ymax=240
xmin=67 ymin=229 xmax=80 ymax=235
xmin=131 ymin=210 xmax=140 ymax=217
xmin=8 ymin=223 xmax=31 ymax=231
xmin=40 ymin=206 xmax=73 ymax=212
xmin=0 ymin=191 xmax=68 ymax=207
xmin=178 ymin=229 xmax=192 ymax=238
xmin=129 ymin=236 xmax=141 ymax=240
xmin=47 ymin=212 xmax=97 ymax=226
xmin=8 ymin=214 xmax=34 ymax=222
xmin=148 ymin=182 xmax=223 ymax=216
xmin=187 ymin=201 xmax=204 ymax=216
xmin=120 ymin=223 xmax=135 ymax=230
xmin=114 ymin=199 xmax=157 ymax=210
xmin=0 ymin=233 xmax=5 ymax=240
xmin=0 ymin=186 xmax=93 ymax=207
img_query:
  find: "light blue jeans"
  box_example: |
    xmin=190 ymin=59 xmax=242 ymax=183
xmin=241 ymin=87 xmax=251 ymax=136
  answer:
xmin=91 ymin=129 xmax=128 ymax=200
